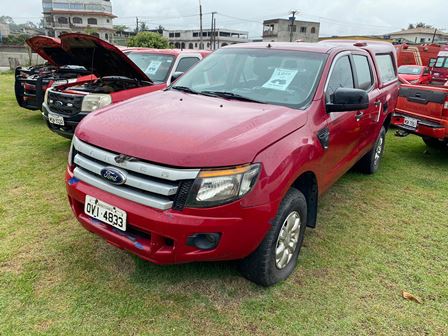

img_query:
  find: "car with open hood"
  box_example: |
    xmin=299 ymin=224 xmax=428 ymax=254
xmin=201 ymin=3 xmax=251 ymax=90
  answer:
xmin=65 ymin=40 xmax=399 ymax=286
xmin=15 ymin=36 xmax=95 ymax=111
xmin=42 ymin=33 xmax=210 ymax=138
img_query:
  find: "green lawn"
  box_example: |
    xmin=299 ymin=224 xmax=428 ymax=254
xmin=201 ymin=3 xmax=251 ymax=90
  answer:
xmin=0 ymin=72 xmax=447 ymax=335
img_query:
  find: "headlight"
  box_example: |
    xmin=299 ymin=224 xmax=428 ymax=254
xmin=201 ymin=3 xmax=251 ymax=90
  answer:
xmin=43 ymin=89 xmax=49 ymax=105
xmin=186 ymin=164 xmax=260 ymax=208
xmin=68 ymin=136 xmax=76 ymax=167
xmin=81 ymin=94 xmax=112 ymax=112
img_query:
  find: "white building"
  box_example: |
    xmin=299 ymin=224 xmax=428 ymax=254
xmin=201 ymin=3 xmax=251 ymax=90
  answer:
xmin=162 ymin=28 xmax=249 ymax=50
xmin=42 ymin=0 xmax=116 ymax=42
xmin=389 ymin=27 xmax=448 ymax=44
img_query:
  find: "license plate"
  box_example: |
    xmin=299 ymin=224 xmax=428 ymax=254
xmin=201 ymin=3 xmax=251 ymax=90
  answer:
xmin=84 ymin=195 xmax=127 ymax=231
xmin=48 ymin=113 xmax=65 ymax=126
xmin=404 ymin=117 xmax=418 ymax=129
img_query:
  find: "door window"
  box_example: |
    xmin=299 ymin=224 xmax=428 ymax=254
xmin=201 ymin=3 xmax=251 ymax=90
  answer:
xmin=176 ymin=57 xmax=200 ymax=73
xmin=353 ymin=55 xmax=374 ymax=90
xmin=327 ymin=55 xmax=354 ymax=98
xmin=376 ymin=54 xmax=397 ymax=83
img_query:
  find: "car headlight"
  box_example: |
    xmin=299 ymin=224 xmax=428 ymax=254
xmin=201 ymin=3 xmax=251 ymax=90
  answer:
xmin=186 ymin=164 xmax=260 ymax=208
xmin=43 ymin=89 xmax=49 ymax=105
xmin=81 ymin=94 xmax=112 ymax=112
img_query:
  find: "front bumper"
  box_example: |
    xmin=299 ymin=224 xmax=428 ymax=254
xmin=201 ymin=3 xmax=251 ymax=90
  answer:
xmin=42 ymin=103 xmax=88 ymax=139
xmin=392 ymin=112 xmax=448 ymax=140
xmin=66 ymin=168 xmax=274 ymax=264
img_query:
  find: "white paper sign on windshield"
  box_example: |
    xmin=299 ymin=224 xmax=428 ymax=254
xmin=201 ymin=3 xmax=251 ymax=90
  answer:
xmin=145 ymin=61 xmax=163 ymax=75
xmin=262 ymin=68 xmax=298 ymax=91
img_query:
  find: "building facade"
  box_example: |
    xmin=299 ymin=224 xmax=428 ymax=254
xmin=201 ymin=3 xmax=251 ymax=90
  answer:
xmin=389 ymin=27 xmax=448 ymax=44
xmin=263 ymin=19 xmax=320 ymax=43
xmin=42 ymin=0 xmax=116 ymax=42
xmin=162 ymin=28 xmax=249 ymax=50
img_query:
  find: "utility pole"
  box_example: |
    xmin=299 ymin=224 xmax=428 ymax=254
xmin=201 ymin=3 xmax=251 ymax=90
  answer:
xmin=136 ymin=17 xmax=139 ymax=33
xmin=214 ymin=17 xmax=217 ymax=50
xmin=199 ymin=0 xmax=204 ymax=49
xmin=289 ymin=10 xmax=298 ymax=42
xmin=210 ymin=12 xmax=217 ymax=50
xmin=432 ymin=28 xmax=437 ymax=43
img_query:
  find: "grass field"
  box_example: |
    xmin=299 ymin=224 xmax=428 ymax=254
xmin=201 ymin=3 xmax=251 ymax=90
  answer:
xmin=0 ymin=72 xmax=447 ymax=335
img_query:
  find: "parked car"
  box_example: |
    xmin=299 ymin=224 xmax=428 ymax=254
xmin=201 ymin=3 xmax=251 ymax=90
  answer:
xmin=431 ymin=49 xmax=448 ymax=85
xmin=395 ymin=43 xmax=442 ymax=68
xmin=65 ymin=41 xmax=399 ymax=286
xmin=42 ymin=33 xmax=210 ymax=138
xmin=392 ymin=83 xmax=448 ymax=149
xmin=398 ymin=65 xmax=432 ymax=85
xmin=15 ymin=36 xmax=95 ymax=111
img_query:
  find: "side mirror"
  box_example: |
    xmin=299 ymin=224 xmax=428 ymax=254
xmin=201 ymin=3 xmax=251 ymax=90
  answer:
xmin=326 ymin=88 xmax=369 ymax=113
xmin=171 ymin=71 xmax=184 ymax=82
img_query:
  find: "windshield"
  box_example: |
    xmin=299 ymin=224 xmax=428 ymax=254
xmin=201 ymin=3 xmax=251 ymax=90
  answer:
xmin=127 ymin=52 xmax=175 ymax=83
xmin=398 ymin=66 xmax=423 ymax=75
xmin=172 ymin=48 xmax=327 ymax=109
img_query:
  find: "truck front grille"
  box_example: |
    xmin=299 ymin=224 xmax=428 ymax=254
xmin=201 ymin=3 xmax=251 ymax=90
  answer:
xmin=72 ymin=137 xmax=199 ymax=210
xmin=48 ymin=91 xmax=83 ymax=115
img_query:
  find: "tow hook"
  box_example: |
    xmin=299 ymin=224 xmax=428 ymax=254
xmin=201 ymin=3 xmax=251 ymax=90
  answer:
xmin=395 ymin=130 xmax=409 ymax=137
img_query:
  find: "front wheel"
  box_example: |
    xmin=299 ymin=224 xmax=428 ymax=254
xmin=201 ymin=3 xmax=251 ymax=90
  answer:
xmin=358 ymin=126 xmax=386 ymax=174
xmin=239 ymin=188 xmax=307 ymax=287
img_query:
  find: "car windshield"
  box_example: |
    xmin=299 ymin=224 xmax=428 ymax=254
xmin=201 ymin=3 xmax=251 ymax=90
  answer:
xmin=398 ymin=66 xmax=423 ymax=75
xmin=172 ymin=48 xmax=327 ymax=109
xmin=127 ymin=52 xmax=175 ymax=83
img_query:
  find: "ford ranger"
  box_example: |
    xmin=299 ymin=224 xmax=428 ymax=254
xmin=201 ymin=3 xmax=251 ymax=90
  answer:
xmin=42 ymin=33 xmax=210 ymax=138
xmin=66 ymin=41 xmax=399 ymax=286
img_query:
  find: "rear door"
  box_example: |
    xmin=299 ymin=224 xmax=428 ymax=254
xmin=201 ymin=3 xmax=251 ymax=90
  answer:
xmin=320 ymin=53 xmax=362 ymax=185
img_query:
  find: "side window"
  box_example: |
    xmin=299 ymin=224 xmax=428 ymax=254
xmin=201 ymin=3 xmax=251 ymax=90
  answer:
xmin=353 ymin=55 xmax=373 ymax=90
xmin=327 ymin=55 xmax=354 ymax=97
xmin=434 ymin=57 xmax=445 ymax=68
xmin=176 ymin=57 xmax=200 ymax=73
xmin=376 ymin=54 xmax=397 ymax=83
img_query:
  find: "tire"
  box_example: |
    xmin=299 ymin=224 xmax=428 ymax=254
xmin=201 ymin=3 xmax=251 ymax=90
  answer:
xmin=239 ymin=188 xmax=307 ymax=287
xmin=358 ymin=126 xmax=386 ymax=174
xmin=422 ymin=137 xmax=448 ymax=150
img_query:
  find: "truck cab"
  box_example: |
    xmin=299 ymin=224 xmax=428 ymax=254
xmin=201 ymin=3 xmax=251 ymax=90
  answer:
xmin=65 ymin=41 xmax=398 ymax=286
xmin=431 ymin=49 xmax=448 ymax=85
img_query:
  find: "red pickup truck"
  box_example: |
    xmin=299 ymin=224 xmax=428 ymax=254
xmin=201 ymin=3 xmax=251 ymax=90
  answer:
xmin=42 ymin=33 xmax=210 ymax=138
xmin=15 ymin=36 xmax=95 ymax=111
xmin=66 ymin=41 xmax=399 ymax=286
xmin=392 ymin=84 xmax=448 ymax=149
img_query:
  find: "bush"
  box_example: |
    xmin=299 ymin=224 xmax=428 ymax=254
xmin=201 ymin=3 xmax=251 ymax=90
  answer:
xmin=127 ymin=32 xmax=170 ymax=49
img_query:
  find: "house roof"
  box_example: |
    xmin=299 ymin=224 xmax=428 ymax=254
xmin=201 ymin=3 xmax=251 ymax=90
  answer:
xmin=390 ymin=27 xmax=448 ymax=36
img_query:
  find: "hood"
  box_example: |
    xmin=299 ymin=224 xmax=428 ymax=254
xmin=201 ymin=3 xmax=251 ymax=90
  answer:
xmin=76 ymin=90 xmax=308 ymax=168
xmin=60 ymin=33 xmax=151 ymax=82
xmin=26 ymin=36 xmax=77 ymax=66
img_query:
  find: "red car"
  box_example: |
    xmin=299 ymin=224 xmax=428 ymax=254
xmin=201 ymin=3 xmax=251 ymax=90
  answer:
xmin=398 ymin=65 xmax=432 ymax=85
xmin=15 ymin=36 xmax=95 ymax=111
xmin=43 ymin=33 xmax=210 ymax=138
xmin=66 ymin=41 xmax=398 ymax=286
xmin=431 ymin=49 xmax=448 ymax=85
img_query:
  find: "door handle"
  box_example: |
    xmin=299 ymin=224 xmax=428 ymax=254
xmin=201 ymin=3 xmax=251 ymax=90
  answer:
xmin=355 ymin=111 xmax=364 ymax=121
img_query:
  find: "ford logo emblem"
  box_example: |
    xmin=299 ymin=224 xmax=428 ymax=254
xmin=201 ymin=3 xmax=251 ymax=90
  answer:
xmin=100 ymin=167 xmax=127 ymax=185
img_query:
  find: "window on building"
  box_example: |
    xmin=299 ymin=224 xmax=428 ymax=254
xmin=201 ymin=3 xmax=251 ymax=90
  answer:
xmin=311 ymin=27 xmax=316 ymax=34
xmin=72 ymin=17 xmax=82 ymax=24
xmin=300 ymin=26 xmax=307 ymax=33
xmin=420 ymin=38 xmax=425 ymax=43
xmin=107 ymin=19 xmax=110 ymax=23
xmin=188 ymin=43 xmax=194 ymax=49
xmin=176 ymin=57 xmax=200 ymax=73
xmin=181 ymin=42 xmax=185 ymax=49
xmin=327 ymin=56 xmax=354 ymax=97
xmin=353 ymin=55 xmax=374 ymax=90
xmin=195 ymin=42 xmax=198 ymax=48
xmin=376 ymin=54 xmax=397 ymax=83
xmin=87 ymin=18 xmax=97 ymax=25
xmin=193 ymin=32 xmax=199 ymax=37
xmin=105 ymin=33 xmax=109 ymax=40
xmin=57 ymin=17 xmax=68 ymax=24
xmin=169 ymin=33 xmax=175 ymax=38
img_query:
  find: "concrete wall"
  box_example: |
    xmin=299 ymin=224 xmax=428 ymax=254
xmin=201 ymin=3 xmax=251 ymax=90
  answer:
xmin=0 ymin=46 xmax=45 ymax=68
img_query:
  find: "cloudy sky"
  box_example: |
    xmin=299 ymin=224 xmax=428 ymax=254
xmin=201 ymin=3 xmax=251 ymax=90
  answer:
xmin=5 ymin=0 xmax=447 ymax=38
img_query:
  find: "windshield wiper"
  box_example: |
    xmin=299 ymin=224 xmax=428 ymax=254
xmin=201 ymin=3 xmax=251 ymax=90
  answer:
xmin=200 ymin=91 xmax=266 ymax=104
xmin=171 ymin=86 xmax=199 ymax=94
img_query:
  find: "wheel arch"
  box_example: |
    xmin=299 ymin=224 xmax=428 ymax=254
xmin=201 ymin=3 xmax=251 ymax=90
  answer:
xmin=291 ymin=171 xmax=318 ymax=228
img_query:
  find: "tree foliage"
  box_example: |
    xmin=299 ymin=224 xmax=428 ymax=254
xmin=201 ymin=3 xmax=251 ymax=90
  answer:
xmin=127 ymin=32 xmax=170 ymax=49
xmin=407 ymin=22 xmax=434 ymax=30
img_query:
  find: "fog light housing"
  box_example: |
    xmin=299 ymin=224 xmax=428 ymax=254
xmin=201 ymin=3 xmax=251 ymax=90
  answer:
xmin=187 ymin=233 xmax=221 ymax=250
